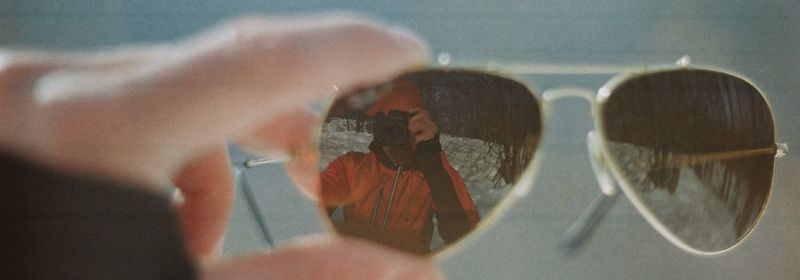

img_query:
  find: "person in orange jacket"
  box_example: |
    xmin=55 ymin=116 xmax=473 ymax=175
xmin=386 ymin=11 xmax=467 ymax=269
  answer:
xmin=320 ymin=80 xmax=480 ymax=254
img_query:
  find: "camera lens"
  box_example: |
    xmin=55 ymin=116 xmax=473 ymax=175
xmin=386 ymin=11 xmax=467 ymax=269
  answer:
xmin=384 ymin=122 xmax=409 ymax=146
xmin=374 ymin=110 xmax=411 ymax=147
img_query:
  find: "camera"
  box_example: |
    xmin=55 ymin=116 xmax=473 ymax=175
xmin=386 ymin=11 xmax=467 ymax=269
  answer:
xmin=372 ymin=110 xmax=412 ymax=147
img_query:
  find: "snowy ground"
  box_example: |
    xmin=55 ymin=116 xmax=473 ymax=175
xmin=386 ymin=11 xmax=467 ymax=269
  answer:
xmin=606 ymin=141 xmax=739 ymax=251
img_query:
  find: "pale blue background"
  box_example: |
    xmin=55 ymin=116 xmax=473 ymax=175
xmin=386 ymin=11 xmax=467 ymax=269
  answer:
xmin=3 ymin=1 xmax=799 ymax=279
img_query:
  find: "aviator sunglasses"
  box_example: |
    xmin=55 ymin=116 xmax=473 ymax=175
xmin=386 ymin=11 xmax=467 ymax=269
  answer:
xmin=237 ymin=56 xmax=788 ymax=257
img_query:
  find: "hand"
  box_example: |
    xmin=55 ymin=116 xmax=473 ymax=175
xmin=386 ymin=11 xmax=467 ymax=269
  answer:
xmin=0 ymin=13 xmax=442 ymax=279
xmin=408 ymin=108 xmax=439 ymax=150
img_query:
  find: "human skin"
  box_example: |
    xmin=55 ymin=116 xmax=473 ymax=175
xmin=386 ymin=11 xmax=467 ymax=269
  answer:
xmin=0 ymin=13 xmax=443 ymax=280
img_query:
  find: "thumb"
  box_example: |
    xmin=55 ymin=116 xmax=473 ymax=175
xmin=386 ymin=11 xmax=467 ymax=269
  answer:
xmin=201 ymin=235 xmax=444 ymax=280
xmin=237 ymin=108 xmax=322 ymax=199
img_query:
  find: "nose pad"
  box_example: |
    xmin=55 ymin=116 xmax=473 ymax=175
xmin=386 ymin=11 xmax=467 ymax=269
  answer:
xmin=587 ymin=131 xmax=618 ymax=196
xmin=540 ymin=88 xmax=614 ymax=195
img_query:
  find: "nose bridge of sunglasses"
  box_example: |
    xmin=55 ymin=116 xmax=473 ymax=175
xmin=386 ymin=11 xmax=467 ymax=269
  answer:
xmin=541 ymin=87 xmax=599 ymax=116
xmin=232 ymin=165 xmax=276 ymax=248
xmin=235 ymin=153 xmax=296 ymax=247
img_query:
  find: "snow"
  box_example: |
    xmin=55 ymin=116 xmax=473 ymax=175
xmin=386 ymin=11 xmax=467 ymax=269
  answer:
xmin=606 ymin=141 xmax=739 ymax=251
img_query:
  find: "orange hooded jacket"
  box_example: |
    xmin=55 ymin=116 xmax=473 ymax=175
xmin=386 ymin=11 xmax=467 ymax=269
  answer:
xmin=320 ymin=147 xmax=479 ymax=253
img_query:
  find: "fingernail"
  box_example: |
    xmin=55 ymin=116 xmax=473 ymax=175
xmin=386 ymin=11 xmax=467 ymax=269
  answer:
xmin=387 ymin=26 xmax=431 ymax=64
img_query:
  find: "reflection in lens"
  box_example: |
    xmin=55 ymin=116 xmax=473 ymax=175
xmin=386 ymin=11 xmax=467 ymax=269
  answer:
xmin=601 ymin=69 xmax=775 ymax=252
xmin=318 ymin=70 xmax=541 ymax=255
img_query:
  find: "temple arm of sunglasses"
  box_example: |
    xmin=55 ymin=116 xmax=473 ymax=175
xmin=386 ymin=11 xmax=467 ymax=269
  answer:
xmin=234 ymin=158 xmax=289 ymax=248
xmin=665 ymin=144 xmax=789 ymax=168
xmin=559 ymin=131 xmax=621 ymax=254
xmin=559 ymin=137 xmax=789 ymax=254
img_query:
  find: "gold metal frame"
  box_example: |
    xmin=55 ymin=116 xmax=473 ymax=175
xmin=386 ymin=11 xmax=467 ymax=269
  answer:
xmin=242 ymin=55 xmax=788 ymax=259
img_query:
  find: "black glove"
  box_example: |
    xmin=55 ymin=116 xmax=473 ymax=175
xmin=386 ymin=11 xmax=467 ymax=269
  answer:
xmin=411 ymin=134 xmax=472 ymax=243
xmin=411 ymin=134 xmax=442 ymax=171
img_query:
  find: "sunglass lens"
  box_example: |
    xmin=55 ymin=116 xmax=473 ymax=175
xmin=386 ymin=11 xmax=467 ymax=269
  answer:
xmin=601 ymin=69 xmax=776 ymax=252
xmin=317 ymin=69 xmax=542 ymax=255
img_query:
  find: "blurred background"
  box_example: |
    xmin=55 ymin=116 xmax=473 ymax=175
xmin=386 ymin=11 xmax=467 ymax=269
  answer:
xmin=3 ymin=0 xmax=798 ymax=279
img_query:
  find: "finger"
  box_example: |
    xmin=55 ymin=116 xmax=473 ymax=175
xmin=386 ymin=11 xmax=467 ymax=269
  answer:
xmin=408 ymin=109 xmax=436 ymax=147
xmin=172 ymin=145 xmax=235 ymax=261
xmin=0 ymin=57 xmax=57 ymax=137
xmin=0 ymin=47 xmax=182 ymax=188
xmin=237 ymin=108 xmax=317 ymax=156
xmin=237 ymin=108 xmax=321 ymax=199
xmin=128 ymin=13 xmax=430 ymax=158
xmin=408 ymin=108 xmax=432 ymax=129
xmin=1 ymin=47 xmax=169 ymax=94
xmin=0 ymin=55 xmax=59 ymax=93
xmin=201 ymin=235 xmax=444 ymax=280
xmin=1 ymin=46 xmax=169 ymax=71
xmin=284 ymin=146 xmax=321 ymax=199
xmin=10 ymin=13 xmax=430 ymax=188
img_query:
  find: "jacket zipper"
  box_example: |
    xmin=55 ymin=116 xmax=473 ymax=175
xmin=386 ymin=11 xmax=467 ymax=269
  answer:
xmin=368 ymin=165 xmax=403 ymax=231
xmin=380 ymin=165 xmax=403 ymax=231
